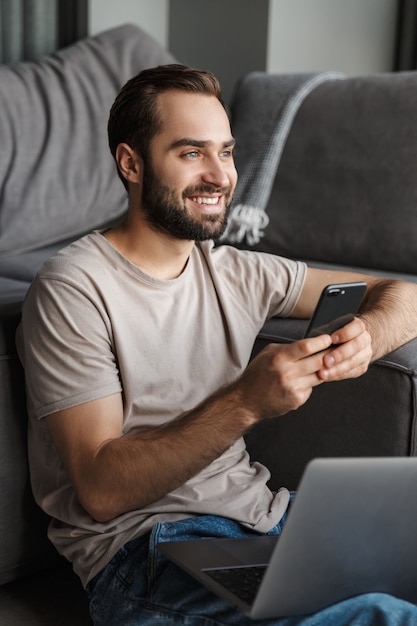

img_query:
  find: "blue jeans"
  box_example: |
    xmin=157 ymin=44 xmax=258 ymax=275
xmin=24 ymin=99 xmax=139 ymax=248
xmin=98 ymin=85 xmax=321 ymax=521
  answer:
xmin=87 ymin=511 xmax=417 ymax=626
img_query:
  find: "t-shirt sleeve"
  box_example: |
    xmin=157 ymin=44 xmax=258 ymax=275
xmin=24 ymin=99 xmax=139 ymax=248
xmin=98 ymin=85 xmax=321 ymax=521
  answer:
xmin=256 ymin=253 xmax=307 ymax=319
xmin=209 ymin=244 xmax=307 ymax=323
xmin=17 ymin=275 xmax=122 ymax=420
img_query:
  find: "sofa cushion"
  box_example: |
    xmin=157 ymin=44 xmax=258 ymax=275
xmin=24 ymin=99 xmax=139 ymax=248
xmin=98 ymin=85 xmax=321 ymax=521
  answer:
xmin=0 ymin=23 xmax=175 ymax=255
xmin=230 ymin=71 xmax=417 ymax=275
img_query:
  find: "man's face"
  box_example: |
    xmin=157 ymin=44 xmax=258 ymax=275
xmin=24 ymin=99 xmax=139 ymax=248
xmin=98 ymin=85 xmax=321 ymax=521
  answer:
xmin=140 ymin=90 xmax=237 ymax=241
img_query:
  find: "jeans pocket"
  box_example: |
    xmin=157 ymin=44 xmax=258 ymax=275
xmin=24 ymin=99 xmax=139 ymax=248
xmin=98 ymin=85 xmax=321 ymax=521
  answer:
xmin=114 ymin=534 xmax=151 ymax=602
xmin=88 ymin=534 xmax=155 ymax=625
xmin=147 ymin=522 xmax=171 ymax=593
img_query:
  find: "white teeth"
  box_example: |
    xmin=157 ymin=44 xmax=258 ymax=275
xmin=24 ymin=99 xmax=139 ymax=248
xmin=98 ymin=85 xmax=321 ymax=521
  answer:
xmin=191 ymin=196 xmax=219 ymax=205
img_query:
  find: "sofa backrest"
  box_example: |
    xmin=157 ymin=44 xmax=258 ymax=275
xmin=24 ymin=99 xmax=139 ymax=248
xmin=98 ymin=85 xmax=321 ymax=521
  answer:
xmin=0 ymin=23 xmax=175 ymax=256
xmin=229 ymin=71 xmax=417 ymax=275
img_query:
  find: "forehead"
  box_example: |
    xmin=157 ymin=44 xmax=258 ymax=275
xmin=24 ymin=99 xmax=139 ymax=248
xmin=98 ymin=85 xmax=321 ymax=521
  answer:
xmin=154 ymin=90 xmax=232 ymax=145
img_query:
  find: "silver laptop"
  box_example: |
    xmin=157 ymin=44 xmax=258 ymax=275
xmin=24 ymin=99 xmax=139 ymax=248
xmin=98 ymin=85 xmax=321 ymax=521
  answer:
xmin=158 ymin=458 xmax=417 ymax=619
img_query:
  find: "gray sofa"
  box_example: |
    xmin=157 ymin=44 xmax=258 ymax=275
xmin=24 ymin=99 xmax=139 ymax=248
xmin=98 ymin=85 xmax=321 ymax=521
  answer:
xmin=1 ymin=24 xmax=417 ymax=625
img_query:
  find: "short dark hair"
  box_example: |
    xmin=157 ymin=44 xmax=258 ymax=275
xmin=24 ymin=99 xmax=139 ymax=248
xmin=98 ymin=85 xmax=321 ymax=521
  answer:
xmin=107 ymin=64 xmax=225 ymax=189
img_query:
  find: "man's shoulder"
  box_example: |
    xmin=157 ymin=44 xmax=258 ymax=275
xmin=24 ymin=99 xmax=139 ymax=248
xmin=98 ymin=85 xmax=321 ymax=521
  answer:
xmin=37 ymin=231 xmax=109 ymax=281
xmin=22 ymin=231 xmax=119 ymax=319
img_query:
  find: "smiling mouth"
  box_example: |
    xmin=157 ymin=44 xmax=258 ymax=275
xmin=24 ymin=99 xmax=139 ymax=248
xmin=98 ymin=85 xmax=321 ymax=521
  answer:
xmin=191 ymin=196 xmax=220 ymax=205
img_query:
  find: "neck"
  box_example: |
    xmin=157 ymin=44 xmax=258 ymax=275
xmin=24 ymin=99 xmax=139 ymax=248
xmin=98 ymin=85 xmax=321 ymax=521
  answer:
xmin=104 ymin=209 xmax=195 ymax=280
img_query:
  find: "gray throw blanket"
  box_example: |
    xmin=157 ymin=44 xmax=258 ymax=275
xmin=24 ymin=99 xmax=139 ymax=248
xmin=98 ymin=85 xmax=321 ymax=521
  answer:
xmin=222 ymin=71 xmax=345 ymax=245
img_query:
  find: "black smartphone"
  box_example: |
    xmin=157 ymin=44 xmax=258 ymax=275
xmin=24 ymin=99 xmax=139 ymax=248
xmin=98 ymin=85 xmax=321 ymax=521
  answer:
xmin=304 ymin=282 xmax=367 ymax=338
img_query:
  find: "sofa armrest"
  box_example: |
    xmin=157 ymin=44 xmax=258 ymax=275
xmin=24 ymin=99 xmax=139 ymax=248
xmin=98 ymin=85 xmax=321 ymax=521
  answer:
xmin=245 ymin=318 xmax=417 ymax=490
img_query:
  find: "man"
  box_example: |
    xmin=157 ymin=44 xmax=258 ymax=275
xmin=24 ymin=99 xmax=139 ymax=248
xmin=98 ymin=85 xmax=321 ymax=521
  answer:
xmin=17 ymin=64 xmax=417 ymax=625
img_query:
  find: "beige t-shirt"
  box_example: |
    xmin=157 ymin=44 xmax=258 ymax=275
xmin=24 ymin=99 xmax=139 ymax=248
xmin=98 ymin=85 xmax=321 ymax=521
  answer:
xmin=17 ymin=231 xmax=306 ymax=587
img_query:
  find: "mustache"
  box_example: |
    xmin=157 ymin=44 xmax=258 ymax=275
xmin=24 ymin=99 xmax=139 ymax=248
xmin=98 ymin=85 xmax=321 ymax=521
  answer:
xmin=182 ymin=183 xmax=233 ymax=198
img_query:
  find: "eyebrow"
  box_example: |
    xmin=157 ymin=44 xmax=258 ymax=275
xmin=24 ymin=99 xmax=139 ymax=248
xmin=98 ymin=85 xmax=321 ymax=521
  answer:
xmin=169 ymin=138 xmax=236 ymax=150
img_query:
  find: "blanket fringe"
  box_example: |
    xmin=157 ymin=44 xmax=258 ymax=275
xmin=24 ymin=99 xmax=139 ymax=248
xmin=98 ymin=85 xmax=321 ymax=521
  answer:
xmin=224 ymin=204 xmax=270 ymax=246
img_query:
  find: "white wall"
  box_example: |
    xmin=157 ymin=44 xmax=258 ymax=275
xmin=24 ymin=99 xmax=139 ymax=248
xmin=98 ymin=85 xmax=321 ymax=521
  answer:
xmin=89 ymin=0 xmax=169 ymax=47
xmin=89 ymin=0 xmax=398 ymax=77
xmin=267 ymin=0 xmax=398 ymax=75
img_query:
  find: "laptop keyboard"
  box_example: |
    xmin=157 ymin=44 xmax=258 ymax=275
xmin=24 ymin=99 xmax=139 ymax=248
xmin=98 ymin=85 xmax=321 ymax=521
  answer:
xmin=204 ymin=565 xmax=267 ymax=605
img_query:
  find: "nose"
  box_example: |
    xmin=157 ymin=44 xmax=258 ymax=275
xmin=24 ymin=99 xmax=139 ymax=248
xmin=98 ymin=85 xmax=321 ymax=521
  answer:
xmin=201 ymin=156 xmax=232 ymax=189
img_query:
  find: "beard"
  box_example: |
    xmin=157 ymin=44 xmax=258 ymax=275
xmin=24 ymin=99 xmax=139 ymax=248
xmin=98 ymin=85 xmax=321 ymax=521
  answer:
xmin=140 ymin=160 xmax=233 ymax=241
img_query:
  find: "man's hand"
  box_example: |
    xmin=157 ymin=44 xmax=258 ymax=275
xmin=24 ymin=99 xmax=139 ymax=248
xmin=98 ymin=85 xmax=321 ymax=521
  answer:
xmin=238 ymin=316 xmax=372 ymax=422
xmin=238 ymin=333 xmax=332 ymax=421
xmin=292 ymin=267 xmax=417 ymax=362
xmin=317 ymin=316 xmax=372 ymax=382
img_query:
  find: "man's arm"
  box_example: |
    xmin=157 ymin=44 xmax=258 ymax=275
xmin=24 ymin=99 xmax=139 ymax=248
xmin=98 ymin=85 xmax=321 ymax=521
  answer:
xmin=46 ymin=332 xmax=334 ymax=523
xmin=291 ymin=267 xmax=417 ymax=378
xmin=46 ymin=267 xmax=417 ymax=524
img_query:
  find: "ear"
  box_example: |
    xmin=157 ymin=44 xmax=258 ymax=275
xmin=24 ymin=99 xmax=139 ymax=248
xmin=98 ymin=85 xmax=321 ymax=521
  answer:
xmin=115 ymin=143 xmax=142 ymax=185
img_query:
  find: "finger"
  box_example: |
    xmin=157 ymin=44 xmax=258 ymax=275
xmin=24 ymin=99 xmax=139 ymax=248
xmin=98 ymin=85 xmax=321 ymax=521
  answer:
xmin=324 ymin=326 xmax=371 ymax=370
xmin=319 ymin=359 xmax=370 ymax=382
xmin=281 ymin=334 xmax=333 ymax=361
xmin=266 ymin=344 xmax=330 ymax=399
xmin=273 ymin=368 xmax=326 ymax=414
xmin=330 ymin=316 xmax=367 ymax=345
xmin=318 ymin=343 xmax=372 ymax=381
xmin=270 ymin=342 xmax=333 ymax=385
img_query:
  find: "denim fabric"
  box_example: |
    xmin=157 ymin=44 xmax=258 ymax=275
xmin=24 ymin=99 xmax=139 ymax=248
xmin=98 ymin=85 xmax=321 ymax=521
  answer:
xmin=87 ymin=510 xmax=417 ymax=626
